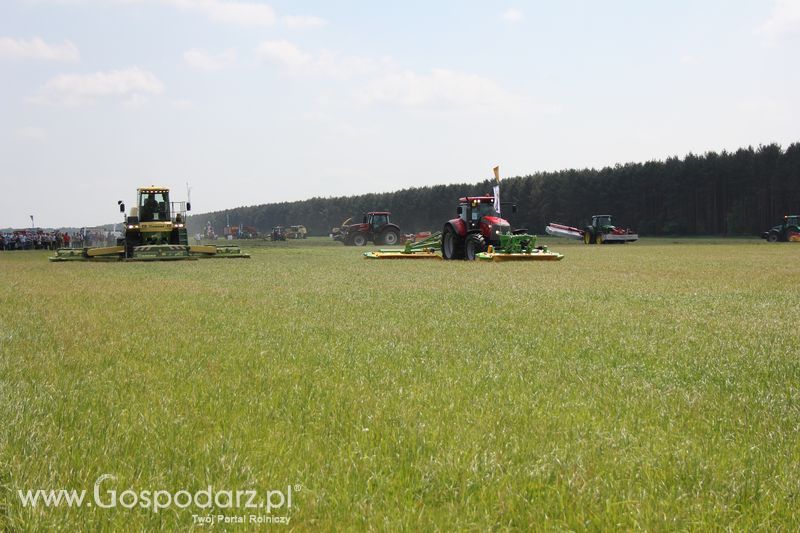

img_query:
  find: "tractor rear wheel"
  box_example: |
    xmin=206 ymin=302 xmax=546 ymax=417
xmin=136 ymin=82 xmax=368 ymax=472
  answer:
xmin=352 ymin=233 xmax=368 ymax=246
xmin=464 ymin=233 xmax=487 ymax=260
xmin=380 ymin=228 xmax=400 ymax=246
xmin=442 ymin=225 xmax=464 ymax=260
xmin=583 ymin=229 xmax=593 ymax=245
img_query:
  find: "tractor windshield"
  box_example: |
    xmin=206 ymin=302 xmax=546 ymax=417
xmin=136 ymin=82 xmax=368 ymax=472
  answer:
xmin=476 ymin=202 xmax=499 ymax=218
xmin=371 ymin=214 xmax=388 ymax=227
xmin=138 ymin=191 xmax=170 ymax=222
xmin=595 ymin=216 xmax=612 ymax=227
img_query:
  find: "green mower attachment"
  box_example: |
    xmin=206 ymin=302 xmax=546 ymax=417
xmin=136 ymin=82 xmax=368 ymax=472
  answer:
xmin=49 ymin=244 xmax=249 ymax=262
xmin=363 ymin=232 xmax=442 ymax=259
xmin=476 ymin=233 xmax=564 ymax=261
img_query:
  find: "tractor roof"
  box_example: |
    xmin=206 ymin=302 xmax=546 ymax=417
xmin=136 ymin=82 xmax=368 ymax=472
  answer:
xmin=138 ymin=186 xmax=170 ymax=193
xmin=367 ymin=211 xmax=390 ymax=215
xmin=460 ymin=196 xmax=494 ymax=203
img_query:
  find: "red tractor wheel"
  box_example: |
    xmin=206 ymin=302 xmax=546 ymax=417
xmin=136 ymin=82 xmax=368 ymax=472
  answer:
xmin=352 ymin=233 xmax=368 ymax=246
xmin=464 ymin=233 xmax=487 ymax=260
xmin=442 ymin=225 xmax=464 ymax=260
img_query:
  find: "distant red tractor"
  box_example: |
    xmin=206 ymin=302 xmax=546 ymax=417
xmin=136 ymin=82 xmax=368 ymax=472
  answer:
xmin=442 ymin=196 xmax=524 ymax=260
xmin=340 ymin=211 xmax=402 ymax=246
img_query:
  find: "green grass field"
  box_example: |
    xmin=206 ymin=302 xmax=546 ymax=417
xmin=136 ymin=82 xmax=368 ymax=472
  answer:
xmin=1 ymin=237 xmax=799 ymax=530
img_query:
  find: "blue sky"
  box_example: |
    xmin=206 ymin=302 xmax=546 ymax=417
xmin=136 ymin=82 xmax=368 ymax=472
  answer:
xmin=1 ymin=0 xmax=798 ymax=228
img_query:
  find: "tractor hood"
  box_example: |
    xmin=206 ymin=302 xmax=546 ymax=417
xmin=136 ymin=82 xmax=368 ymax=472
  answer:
xmin=482 ymin=215 xmax=511 ymax=240
xmin=344 ymin=223 xmax=368 ymax=233
xmin=483 ymin=215 xmax=510 ymax=227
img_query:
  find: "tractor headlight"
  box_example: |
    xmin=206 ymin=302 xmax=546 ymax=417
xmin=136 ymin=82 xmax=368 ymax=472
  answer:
xmin=490 ymin=223 xmax=510 ymax=236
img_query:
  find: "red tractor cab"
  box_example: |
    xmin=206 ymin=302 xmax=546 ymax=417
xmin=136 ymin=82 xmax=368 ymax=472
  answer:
xmin=341 ymin=211 xmax=401 ymax=246
xmin=442 ymin=196 xmax=520 ymax=260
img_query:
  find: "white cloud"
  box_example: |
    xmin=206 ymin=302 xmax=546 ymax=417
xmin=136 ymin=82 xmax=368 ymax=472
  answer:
xmin=0 ymin=37 xmax=79 ymax=61
xmin=25 ymin=1 xmax=324 ymax=29
xmin=501 ymin=8 xmax=524 ymax=23
xmin=184 ymin=48 xmax=236 ymax=70
xmin=255 ymin=40 xmax=312 ymax=70
xmin=254 ymin=40 xmax=535 ymax=111
xmin=255 ymin=40 xmax=374 ymax=78
xmin=282 ymin=15 xmax=328 ymax=29
xmin=161 ymin=0 xmax=276 ymax=26
xmin=359 ymin=68 xmax=518 ymax=109
xmin=15 ymin=126 xmax=47 ymax=142
xmin=757 ymin=0 xmax=800 ymax=42
xmin=32 ymin=67 xmax=164 ymax=105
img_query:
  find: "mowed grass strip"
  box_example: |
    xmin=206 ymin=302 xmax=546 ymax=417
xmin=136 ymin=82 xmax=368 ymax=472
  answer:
xmin=0 ymin=238 xmax=799 ymax=530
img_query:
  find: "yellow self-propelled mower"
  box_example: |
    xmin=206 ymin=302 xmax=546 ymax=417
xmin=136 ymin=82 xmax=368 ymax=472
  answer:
xmin=49 ymin=186 xmax=249 ymax=262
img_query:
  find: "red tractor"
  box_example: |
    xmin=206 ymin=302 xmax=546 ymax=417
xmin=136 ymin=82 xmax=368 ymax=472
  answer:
xmin=442 ymin=196 xmax=523 ymax=260
xmin=341 ymin=211 xmax=402 ymax=246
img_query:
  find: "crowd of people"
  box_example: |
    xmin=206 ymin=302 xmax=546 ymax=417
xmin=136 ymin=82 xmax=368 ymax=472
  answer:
xmin=0 ymin=229 xmax=118 ymax=251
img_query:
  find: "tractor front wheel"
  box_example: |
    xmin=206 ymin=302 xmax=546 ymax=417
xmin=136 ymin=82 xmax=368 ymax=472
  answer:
xmin=767 ymin=232 xmax=779 ymax=243
xmin=442 ymin=225 xmax=464 ymax=260
xmin=464 ymin=233 xmax=487 ymax=260
xmin=596 ymin=232 xmax=604 ymax=245
xmin=583 ymin=229 xmax=593 ymax=245
xmin=352 ymin=233 xmax=368 ymax=246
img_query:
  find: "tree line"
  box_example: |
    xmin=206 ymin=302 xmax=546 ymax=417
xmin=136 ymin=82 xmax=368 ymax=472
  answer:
xmin=188 ymin=143 xmax=800 ymax=237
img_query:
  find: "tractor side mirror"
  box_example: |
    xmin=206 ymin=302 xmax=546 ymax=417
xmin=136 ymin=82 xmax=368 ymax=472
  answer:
xmin=512 ymin=205 xmax=517 ymax=213
xmin=118 ymin=201 xmax=125 ymax=213
xmin=186 ymin=202 xmax=191 ymax=212
xmin=457 ymin=206 xmax=462 ymax=216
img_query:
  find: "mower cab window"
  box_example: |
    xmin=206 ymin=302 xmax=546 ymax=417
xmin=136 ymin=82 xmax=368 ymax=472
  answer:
xmin=371 ymin=214 xmax=387 ymax=227
xmin=139 ymin=192 xmax=169 ymax=222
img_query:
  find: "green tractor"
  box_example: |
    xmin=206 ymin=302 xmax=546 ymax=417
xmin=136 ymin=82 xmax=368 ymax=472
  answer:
xmin=581 ymin=215 xmax=638 ymax=244
xmin=762 ymin=215 xmax=800 ymax=242
xmin=50 ymin=186 xmax=249 ymax=261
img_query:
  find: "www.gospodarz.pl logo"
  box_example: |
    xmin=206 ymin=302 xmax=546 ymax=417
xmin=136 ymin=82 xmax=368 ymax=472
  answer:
xmin=17 ymin=474 xmax=298 ymax=520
